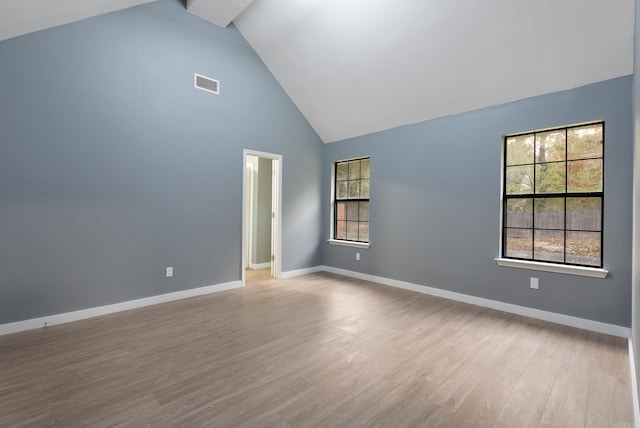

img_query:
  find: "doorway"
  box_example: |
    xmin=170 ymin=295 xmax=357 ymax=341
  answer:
xmin=242 ymin=150 xmax=282 ymax=285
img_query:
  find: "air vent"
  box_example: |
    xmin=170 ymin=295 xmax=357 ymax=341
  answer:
xmin=194 ymin=73 xmax=219 ymax=94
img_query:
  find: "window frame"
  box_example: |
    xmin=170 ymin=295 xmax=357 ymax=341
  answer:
xmin=496 ymin=121 xmax=608 ymax=278
xmin=328 ymin=156 xmax=371 ymax=249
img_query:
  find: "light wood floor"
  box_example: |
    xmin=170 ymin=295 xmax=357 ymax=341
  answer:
xmin=0 ymin=272 xmax=633 ymax=427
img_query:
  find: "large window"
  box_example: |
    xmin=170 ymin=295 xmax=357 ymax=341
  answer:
xmin=502 ymin=122 xmax=603 ymax=267
xmin=334 ymin=157 xmax=370 ymax=243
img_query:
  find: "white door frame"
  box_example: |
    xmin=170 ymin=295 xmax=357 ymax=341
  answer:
xmin=242 ymin=149 xmax=282 ymax=285
xmin=244 ymin=162 xmax=254 ymax=269
xmin=270 ymin=159 xmax=278 ymax=279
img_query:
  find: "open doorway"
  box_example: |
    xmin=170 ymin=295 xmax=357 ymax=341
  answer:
xmin=242 ymin=150 xmax=282 ymax=285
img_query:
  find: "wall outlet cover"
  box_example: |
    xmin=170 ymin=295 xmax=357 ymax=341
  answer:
xmin=530 ymin=277 xmax=539 ymax=289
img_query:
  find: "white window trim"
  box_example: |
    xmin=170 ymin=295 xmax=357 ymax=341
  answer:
xmin=329 ymin=156 xmax=370 ymax=249
xmin=494 ymin=258 xmax=608 ymax=278
xmin=327 ymin=238 xmax=370 ymax=249
xmin=496 ymin=121 xmax=607 ymax=279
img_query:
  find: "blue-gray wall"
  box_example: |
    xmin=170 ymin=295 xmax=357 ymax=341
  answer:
xmin=0 ymin=0 xmax=634 ymax=334
xmin=323 ymin=77 xmax=633 ymax=327
xmin=632 ymin=0 xmax=640 ymax=410
xmin=0 ymin=0 xmax=324 ymax=324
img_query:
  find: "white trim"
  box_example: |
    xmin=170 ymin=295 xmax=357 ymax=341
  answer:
xmin=0 ymin=281 xmax=242 ymax=336
xmin=329 ymin=160 xmax=336 ymax=242
xmin=498 ymin=137 xmax=506 ymax=256
xmin=327 ymin=239 xmax=370 ymax=249
xmin=248 ymin=262 xmax=271 ymax=270
xmin=245 ymin=161 xmax=255 ymax=269
xmin=630 ymin=338 xmax=640 ymax=428
xmin=271 ymin=158 xmax=280 ymax=279
xmin=322 ymin=266 xmax=629 ymax=337
xmin=495 ymin=258 xmax=608 ymax=278
xmin=273 ymin=155 xmax=283 ymax=280
xmin=281 ymin=266 xmax=324 ymax=279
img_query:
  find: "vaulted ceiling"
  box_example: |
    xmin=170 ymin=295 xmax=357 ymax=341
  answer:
xmin=0 ymin=0 xmax=634 ymax=143
xmin=233 ymin=0 xmax=634 ymax=142
xmin=0 ymin=0 xmax=155 ymax=42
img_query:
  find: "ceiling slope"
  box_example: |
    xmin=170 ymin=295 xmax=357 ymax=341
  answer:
xmin=235 ymin=0 xmax=634 ymax=143
xmin=187 ymin=0 xmax=254 ymax=28
xmin=0 ymin=0 xmax=156 ymax=42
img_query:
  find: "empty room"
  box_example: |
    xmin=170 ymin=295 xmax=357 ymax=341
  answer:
xmin=2 ymin=0 xmax=640 ymax=426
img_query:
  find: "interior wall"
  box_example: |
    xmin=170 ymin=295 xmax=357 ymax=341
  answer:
xmin=323 ymin=76 xmax=633 ymax=327
xmin=0 ymin=0 xmax=324 ymax=324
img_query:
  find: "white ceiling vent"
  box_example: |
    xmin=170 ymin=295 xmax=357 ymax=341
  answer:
xmin=194 ymin=73 xmax=219 ymax=94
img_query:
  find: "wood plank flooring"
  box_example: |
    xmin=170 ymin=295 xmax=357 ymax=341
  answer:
xmin=0 ymin=272 xmax=633 ymax=427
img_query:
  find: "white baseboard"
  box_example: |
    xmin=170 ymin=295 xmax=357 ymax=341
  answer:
xmin=630 ymin=339 xmax=640 ymax=428
xmin=281 ymin=266 xmax=325 ymax=279
xmin=0 ymin=280 xmax=242 ymax=336
xmin=3 ymin=266 xmax=630 ymax=340
xmin=322 ymin=266 xmax=630 ymax=338
xmin=249 ymin=262 xmax=271 ymax=270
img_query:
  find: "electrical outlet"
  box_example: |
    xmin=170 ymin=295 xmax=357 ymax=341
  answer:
xmin=356 ymin=252 xmax=360 ymax=261
xmin=530 ymin=277 xmax=539 ymax=290
xmin=166 ymin=266 xmax=173 ymax=278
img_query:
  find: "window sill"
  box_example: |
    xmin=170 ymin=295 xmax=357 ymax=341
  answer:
xmin=494 ymin=258 xmax=608 ymax=278
xmin=327 ymin=239 xmax=370 ymax=249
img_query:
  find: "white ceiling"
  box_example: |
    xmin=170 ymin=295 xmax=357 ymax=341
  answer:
xmin=0 ymin=0 xmax=155 ymax=42
xmin=0 ymin=0 xmax=634 ymax=143
xmin=186 ymin=0 xmax=254 ymax=28
xmin=234 ymin=0 xmax=635 ymax=142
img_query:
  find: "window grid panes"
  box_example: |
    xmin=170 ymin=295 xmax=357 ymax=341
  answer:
xmin=334 ymin=157 xmax=370 ymax=243
xmin=502 ymin=122 xmax=603 ymax=268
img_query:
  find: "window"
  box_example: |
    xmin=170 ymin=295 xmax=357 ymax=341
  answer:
xmin=334 ymin=157 xmax=370 ymax=243
xmin=502 ymin=122 xmax=603 ymax=268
